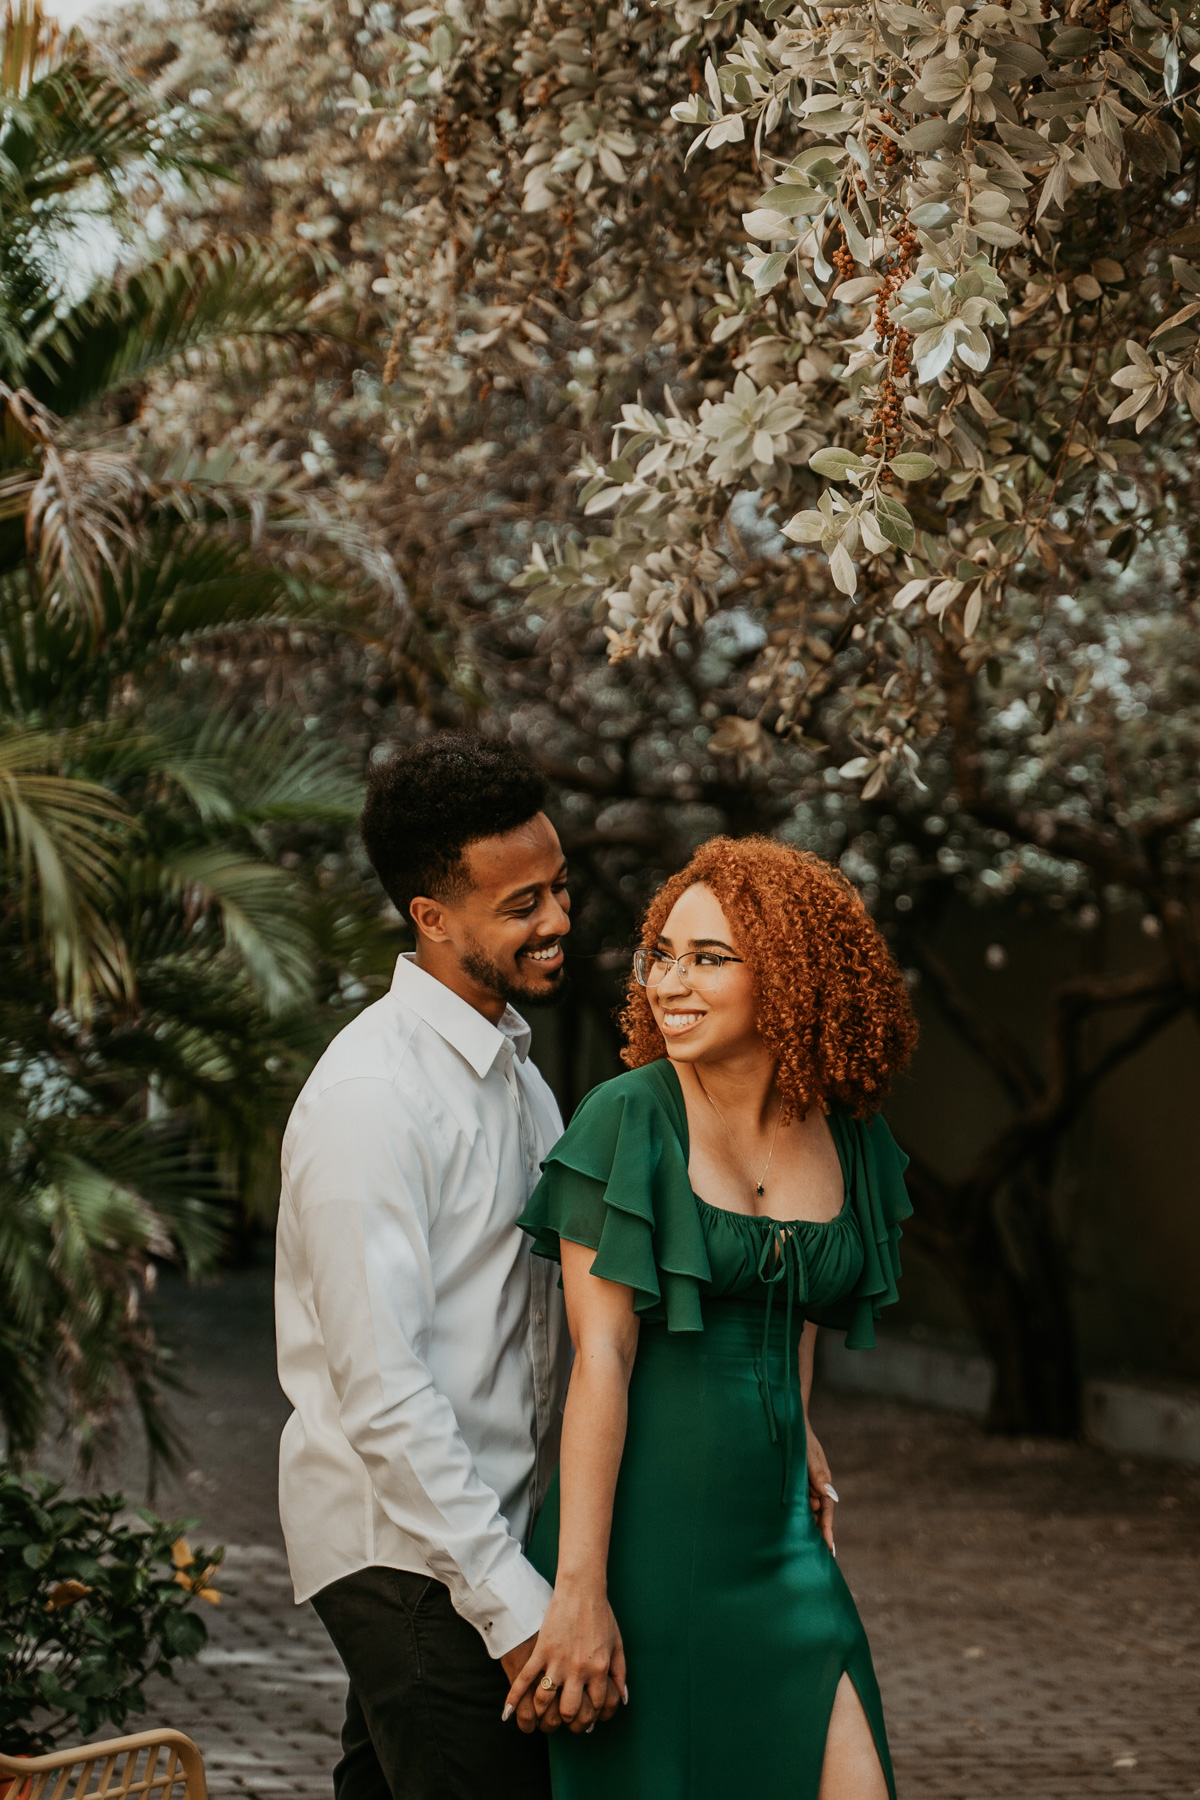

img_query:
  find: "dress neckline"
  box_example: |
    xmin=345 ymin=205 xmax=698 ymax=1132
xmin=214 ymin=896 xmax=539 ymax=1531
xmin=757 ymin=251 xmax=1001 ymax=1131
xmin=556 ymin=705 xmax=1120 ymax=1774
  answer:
xmin=693 ymin=1191 xmax=851 ymax=1230
xmin=650 ymin=1060 xmax=852 ymax=1232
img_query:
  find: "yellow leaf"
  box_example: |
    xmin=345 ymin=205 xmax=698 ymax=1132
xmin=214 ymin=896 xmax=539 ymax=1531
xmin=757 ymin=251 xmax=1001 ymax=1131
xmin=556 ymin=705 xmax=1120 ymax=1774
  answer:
xmin=45 ymin=1580 xmax=92 ymax=1611
xmin=171 ymin=1538 xmax=193 ymax=1569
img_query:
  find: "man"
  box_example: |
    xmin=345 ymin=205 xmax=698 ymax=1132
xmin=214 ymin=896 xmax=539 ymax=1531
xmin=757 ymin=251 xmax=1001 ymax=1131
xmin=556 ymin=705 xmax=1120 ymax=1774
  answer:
xmin=276 ymin=734 xmax=583 ymax=1800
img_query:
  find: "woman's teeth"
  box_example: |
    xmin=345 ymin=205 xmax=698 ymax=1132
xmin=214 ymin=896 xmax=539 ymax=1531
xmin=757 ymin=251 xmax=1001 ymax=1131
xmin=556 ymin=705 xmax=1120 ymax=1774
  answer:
xmin=662 ymin=1011 xmax=705 ymax=1028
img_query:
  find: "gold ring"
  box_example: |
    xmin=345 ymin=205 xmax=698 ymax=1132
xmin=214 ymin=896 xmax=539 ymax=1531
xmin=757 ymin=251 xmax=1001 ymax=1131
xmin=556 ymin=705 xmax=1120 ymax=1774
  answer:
xmin=539 ymin=1675 xmax=559 ymax=1692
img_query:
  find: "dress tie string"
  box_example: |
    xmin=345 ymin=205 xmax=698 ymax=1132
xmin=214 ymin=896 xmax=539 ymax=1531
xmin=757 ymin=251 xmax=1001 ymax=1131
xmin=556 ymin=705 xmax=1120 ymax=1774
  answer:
xmin=754 ymin=1226 xmax=808 ymax=1502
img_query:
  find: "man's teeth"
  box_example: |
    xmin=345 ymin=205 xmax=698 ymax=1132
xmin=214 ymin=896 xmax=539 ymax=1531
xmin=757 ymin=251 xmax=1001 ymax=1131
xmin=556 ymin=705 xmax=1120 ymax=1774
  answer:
xmin=525 ymin=944 xmax=560 ymax=962
xmin=663 ymin=1012 xmax=705 ymax=1026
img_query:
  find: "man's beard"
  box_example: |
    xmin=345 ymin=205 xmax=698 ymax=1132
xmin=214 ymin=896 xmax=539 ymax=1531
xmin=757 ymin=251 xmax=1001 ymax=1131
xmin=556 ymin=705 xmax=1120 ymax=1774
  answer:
xmin=460 ymin=941 xmax=568 ymax=1009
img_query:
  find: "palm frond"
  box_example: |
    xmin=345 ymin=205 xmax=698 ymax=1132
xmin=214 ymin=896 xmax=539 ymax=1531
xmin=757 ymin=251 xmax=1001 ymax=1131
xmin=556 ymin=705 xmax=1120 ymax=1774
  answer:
xmin=0 ymin=0 xmax=66 ymax=101
xmin=28 ymin=239 xmax=350 ymax=418
xmin=0 ymin=726 xmax=134 ymax=1008
xmin=0 ymin=416 xmax=398 ymax=637
xmin=160 ymin=845 xmax=315 ymax=1013
xmin=163 ymin=711 xmax=364 ymax=827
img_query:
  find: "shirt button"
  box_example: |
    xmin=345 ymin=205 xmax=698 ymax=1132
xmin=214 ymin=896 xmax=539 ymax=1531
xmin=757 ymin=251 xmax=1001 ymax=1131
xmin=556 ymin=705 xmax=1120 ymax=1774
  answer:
xmin=535 ymin=1310 xmax=545 ymax=1326
xmin=539 ymin=1390 xmax=548 ymax=1405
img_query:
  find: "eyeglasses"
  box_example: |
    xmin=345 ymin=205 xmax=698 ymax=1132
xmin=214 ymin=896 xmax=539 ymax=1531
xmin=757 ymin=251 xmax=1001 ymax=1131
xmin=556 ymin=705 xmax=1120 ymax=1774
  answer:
xmin=632 ymin=948 xmax=745 ymax=990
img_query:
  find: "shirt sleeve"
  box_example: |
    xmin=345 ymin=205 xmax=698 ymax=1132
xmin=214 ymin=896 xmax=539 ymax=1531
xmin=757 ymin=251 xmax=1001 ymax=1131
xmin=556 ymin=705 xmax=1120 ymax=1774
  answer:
xmin=285 ymin=1075 xmax=551 ymax=1658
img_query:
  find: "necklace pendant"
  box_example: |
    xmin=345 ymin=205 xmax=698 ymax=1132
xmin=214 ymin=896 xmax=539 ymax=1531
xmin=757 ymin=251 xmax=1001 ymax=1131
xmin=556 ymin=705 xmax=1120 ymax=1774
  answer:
xmin=756 ymin=1183 xmax=765 ymax=1196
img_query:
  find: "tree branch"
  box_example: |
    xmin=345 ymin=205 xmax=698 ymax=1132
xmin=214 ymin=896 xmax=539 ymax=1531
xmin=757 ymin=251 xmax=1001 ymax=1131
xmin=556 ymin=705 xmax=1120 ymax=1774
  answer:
xmin=906 ymin=938 xmax=1041 ymax=1109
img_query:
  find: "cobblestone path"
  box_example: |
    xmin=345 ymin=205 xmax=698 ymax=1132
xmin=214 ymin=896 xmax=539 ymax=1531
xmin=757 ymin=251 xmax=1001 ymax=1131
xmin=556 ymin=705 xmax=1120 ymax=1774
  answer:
xmin=87 ymin=1266 xmax=1198 ymax=1799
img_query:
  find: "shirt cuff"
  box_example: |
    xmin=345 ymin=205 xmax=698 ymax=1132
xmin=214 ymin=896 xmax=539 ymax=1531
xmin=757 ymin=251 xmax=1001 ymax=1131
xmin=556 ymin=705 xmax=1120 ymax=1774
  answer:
xmin=457 ymin=1555 xmax=554 ymax=1660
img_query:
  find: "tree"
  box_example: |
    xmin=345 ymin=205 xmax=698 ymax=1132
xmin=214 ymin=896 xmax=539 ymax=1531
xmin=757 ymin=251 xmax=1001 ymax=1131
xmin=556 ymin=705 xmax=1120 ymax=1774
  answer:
xmin=0 ymin=0 xmax=395 ymax=1464
xmin=100 ymin=0 xmax=1199 ymax=1433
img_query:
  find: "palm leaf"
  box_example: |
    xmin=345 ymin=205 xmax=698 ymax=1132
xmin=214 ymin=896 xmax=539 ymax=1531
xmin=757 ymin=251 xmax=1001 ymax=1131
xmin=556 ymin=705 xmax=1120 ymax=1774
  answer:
xmin=159 ymin=845 xmax=315 ymax=1013
xmin=0 ymin=726 xmax=134 ymax=1008
xmin=28 ymin=239 xmax=350 ymax=418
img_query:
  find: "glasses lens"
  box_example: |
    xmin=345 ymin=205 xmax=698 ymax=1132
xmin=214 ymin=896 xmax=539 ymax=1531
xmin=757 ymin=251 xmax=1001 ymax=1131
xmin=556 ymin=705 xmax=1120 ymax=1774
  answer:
xmin=678 ymin=953 xmax=725 ymax=989
xmin=634 ymin=949 xmax=670 ymax=986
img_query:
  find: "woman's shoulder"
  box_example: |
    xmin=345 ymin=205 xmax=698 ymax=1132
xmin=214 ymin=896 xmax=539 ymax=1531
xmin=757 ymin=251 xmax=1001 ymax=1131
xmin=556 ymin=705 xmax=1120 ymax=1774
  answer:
xmin=571 ymin=1059 xmax=682 ymax=1123
xmin=547 ymin=1059 xmax=685 ymax=1172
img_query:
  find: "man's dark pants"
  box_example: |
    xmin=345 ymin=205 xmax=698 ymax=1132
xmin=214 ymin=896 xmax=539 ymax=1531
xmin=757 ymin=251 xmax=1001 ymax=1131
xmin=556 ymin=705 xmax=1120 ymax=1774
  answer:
xmin=311 ymin=1566 xmax=552 ymax=1800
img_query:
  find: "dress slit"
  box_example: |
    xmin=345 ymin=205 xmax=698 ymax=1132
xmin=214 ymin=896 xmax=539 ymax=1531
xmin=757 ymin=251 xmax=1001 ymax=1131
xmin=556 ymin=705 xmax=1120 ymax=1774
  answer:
xmin=810 ymin=1664 xmax=895 ymax=1800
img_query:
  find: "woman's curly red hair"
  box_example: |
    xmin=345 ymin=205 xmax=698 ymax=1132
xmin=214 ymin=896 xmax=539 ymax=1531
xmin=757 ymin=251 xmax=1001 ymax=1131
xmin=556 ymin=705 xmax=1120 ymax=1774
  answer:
xmin=620 ymin=835 xmax=917 ymax=1122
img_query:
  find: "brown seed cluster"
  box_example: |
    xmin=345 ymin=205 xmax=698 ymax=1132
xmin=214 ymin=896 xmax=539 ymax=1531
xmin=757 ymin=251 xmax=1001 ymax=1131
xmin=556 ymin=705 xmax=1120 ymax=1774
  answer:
xmin=865 ymin=216 xmax=918 ymax=466
xmin=867 ymin=116 xmax=903 ymax=168
xmin=832 ymin=224 xmax=857 ymax=283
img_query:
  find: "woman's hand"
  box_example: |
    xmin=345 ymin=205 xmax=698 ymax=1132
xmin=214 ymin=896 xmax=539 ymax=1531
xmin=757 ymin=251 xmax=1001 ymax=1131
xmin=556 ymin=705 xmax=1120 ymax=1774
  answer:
xmin=502 ymin=1581 xmax=626 ymax=1735
xmin=806 ymin=1423 xmax=838 ymax=1556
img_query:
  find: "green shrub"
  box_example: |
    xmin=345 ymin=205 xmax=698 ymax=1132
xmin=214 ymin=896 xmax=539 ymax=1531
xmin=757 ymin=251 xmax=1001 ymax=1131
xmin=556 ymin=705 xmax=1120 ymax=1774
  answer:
xmin=0 ymin=1470 xmax=223 ymax=1753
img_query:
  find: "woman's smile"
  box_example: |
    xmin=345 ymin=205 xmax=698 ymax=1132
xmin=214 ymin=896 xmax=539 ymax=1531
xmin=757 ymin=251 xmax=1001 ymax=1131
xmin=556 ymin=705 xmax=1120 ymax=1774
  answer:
xmin=659 ymin=1008 xmax=707 ymax=1035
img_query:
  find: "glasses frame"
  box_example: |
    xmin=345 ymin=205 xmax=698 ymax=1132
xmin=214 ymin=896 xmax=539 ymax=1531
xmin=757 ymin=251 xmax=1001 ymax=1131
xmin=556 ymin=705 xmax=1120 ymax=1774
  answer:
xmin=632 ymin=948 xmax=745 ymax=989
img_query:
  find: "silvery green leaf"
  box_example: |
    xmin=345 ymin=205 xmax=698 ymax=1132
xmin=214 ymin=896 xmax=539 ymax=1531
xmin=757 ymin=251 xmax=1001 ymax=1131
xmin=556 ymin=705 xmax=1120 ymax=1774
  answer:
xmin=809 ymin=447 xmax=868 ymax=479
xmin=892 ymin=577 xmax=933 ymax=608
xmin=957 ymin=325 xmax=992 ymax=372
xmin=859 ymin=511 xmax=891 ymax=554
xmin=829 ymin=540 xmax=858 ymax=595
xmin=781 ymin=510 xmax=827 ymax=543
xmin=750 ymin=251 xmax=790 ymax=295
xmin=875 ymin=494 xmax=915 ymax=551
xmin=888 ymin=453 xmax=938 ymax=481
xmin=913 ymin=324 xmax=957 ymax=382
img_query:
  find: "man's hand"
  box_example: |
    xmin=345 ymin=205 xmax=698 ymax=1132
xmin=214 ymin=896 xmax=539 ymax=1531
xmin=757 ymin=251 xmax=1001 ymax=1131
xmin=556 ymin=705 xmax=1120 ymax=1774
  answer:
xmin=500 ymin=1635 xmax=554 ymax=1734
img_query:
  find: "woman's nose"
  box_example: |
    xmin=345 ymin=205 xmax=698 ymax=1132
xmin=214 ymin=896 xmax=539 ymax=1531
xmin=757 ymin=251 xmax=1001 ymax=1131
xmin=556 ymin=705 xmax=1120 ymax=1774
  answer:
xmin=656 ymin=963 xmax=689 ymax=998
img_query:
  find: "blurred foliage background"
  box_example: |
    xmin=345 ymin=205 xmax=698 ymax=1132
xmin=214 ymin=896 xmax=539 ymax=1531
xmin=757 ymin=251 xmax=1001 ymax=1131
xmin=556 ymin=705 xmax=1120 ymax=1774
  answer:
xmin=1 ymin=0 xmax=1197 ymax=1463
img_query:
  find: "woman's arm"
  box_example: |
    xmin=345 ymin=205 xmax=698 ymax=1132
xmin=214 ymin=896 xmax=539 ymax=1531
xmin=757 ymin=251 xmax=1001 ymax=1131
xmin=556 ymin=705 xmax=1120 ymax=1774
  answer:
xmin=504 ymin=1238 xmax=639 ymax=1734
xmin=800 ymin=1320 xmax=838 ymax=1555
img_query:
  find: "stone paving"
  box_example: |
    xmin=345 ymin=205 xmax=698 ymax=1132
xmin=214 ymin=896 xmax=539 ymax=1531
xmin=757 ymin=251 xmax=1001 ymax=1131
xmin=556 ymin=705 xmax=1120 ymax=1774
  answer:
xmin=79 ymin=1264 xmax=1200 ymax=1799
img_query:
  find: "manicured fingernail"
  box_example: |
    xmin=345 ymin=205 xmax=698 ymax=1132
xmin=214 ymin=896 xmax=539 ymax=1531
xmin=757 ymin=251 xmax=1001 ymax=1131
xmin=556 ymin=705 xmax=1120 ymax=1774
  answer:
xmin=622 ymin=1686 xmax=629 ymax=1704
xmin=586 ymin=1725 xmax=595 ymax=1735
xmin=502 ymin=1705 xmax=513 ymax=1722
xmin=832 ymin=1542 xmax=837 ymax=1559
xmin=823 ymin=1484 xmax=840 ymax=1502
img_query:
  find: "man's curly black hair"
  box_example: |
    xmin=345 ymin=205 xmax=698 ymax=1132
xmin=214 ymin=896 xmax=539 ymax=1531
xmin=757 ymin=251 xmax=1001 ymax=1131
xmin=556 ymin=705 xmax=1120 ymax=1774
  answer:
xmin=360 ymin=733 xmax=548 ymax=919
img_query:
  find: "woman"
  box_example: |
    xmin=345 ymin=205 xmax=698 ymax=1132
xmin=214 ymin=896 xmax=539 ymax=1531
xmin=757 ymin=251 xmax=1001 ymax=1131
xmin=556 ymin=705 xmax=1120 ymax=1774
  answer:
xmin=507 ymin=836 xmax=917 ymax=1800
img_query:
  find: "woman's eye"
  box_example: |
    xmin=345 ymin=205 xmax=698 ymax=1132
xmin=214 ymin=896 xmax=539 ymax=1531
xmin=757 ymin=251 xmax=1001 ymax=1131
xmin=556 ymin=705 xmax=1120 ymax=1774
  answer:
xmin=695 ymin=953 xmax=722 ymax=967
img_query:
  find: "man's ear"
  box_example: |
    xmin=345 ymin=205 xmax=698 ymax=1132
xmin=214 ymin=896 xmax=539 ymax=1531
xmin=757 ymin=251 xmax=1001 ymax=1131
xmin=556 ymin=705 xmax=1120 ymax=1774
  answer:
xmin=408 ymin=895 xmax=449 ymax=943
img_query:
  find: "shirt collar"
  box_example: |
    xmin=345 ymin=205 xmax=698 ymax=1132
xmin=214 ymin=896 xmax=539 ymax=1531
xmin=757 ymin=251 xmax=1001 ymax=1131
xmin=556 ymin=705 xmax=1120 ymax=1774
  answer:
xmin=390 ymin=954 xmax=531 ymax=1078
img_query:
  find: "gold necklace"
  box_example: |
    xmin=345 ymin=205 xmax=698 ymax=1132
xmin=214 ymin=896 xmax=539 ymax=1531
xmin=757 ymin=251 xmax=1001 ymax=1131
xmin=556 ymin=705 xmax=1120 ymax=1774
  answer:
xmin=694 ymin=1071 xmax=782 ymax=1199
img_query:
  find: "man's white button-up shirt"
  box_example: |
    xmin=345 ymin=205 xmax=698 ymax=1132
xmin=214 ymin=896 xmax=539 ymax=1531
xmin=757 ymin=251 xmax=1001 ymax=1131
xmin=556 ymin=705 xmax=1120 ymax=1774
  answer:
xmin=276 ymin=954 xmax=569 ymax=1656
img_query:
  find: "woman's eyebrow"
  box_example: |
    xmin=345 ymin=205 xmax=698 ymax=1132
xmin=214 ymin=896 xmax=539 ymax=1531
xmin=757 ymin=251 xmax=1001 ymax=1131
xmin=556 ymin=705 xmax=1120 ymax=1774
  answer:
xmin=688 ymin=937 xmax=736 ymax=952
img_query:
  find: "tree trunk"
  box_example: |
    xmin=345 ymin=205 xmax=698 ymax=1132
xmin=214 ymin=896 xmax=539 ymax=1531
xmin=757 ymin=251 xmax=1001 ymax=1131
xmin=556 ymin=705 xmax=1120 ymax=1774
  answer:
xmin=904 ymin=1157 xmax=1082 ymax=1436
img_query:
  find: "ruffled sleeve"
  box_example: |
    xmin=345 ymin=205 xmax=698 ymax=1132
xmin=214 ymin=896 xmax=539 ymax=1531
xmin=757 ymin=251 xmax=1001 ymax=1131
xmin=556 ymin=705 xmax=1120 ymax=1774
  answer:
xmin=517 ymin=1062 xmax=712 ymax=1332
xmin=808 ymin=1111 xmax=912 ymax=1348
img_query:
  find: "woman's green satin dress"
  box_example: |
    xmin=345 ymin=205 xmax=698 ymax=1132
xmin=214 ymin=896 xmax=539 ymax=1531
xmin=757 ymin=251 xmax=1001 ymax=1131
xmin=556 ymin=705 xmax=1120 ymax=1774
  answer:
xmin=517 ymin=1059 xmax=912 ymax=1800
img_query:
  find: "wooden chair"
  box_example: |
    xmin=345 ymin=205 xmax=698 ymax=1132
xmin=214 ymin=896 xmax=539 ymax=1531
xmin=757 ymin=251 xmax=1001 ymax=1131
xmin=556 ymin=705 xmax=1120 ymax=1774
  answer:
xmin=0 ymin=1729 xmax=206 ymax=1800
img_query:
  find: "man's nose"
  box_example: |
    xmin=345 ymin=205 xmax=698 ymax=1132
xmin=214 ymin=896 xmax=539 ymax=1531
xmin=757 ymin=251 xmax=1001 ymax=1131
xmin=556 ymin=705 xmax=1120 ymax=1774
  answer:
xmin=542 ymin=889 xmax=571 ymax=935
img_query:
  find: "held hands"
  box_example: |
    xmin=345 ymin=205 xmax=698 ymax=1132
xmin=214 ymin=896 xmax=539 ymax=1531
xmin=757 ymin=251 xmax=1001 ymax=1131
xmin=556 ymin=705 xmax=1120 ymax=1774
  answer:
xmin=501 ymin=1582 xmax=627 ymax=1736
xmin=806 ymin=1423 xmax=839 ymax=1557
